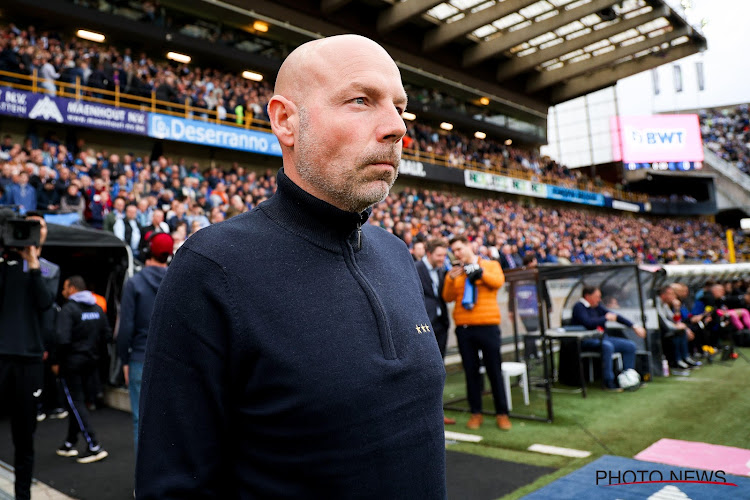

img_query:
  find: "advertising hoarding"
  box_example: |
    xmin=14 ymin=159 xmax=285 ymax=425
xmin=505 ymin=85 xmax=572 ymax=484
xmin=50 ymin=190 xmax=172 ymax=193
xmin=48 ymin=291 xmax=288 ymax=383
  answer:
xmin=0 ymin=87 xmax=148 ymax=135
xmin=611 ymin=114 xmax=704 ymax=168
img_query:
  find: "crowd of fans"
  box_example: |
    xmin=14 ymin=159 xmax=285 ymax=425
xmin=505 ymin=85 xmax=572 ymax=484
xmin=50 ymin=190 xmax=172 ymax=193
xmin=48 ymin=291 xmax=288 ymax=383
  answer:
xmin=0 ymin=131 xmax=728 ymax=264
xmin=376 ymin=188 xmax=727 ymax=265
xmin=0 ymin=20 xmax=623 ymax=191
xmin=700 ymin=104 xmax=750 ymax=174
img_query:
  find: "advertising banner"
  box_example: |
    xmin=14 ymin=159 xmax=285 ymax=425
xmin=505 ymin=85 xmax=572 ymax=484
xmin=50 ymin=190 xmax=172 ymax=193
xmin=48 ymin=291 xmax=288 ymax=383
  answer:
xmin=547 ymin=185 xmax=605 ymax=207
xmin=0 ymin=87 xmax=148 ymax=134
xmin=148 ymin=114 xmax=281 ymax=157
xmin=463 ymin=170 xmax=547 ymax=198
xmin=611 ymin=114 xmax=704 ymax=164
xmin=398 ymin=158 xmax=465 ymax=184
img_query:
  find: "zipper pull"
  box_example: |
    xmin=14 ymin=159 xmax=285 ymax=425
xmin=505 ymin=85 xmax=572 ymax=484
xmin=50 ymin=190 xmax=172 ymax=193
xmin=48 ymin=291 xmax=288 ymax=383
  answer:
xmin=356 ymin=223 xmax=362 ymax=250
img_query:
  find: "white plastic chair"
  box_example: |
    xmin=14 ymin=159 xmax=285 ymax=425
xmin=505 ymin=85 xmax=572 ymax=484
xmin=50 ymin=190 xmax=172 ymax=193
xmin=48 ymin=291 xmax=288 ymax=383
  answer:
xmin=501 ymin=361 xmax=529 ymax=411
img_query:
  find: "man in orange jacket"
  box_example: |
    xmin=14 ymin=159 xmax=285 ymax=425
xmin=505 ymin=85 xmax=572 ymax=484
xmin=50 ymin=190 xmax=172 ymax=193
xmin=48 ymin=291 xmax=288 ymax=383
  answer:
xmin=443 ymin=235 xmax=511 ymax=431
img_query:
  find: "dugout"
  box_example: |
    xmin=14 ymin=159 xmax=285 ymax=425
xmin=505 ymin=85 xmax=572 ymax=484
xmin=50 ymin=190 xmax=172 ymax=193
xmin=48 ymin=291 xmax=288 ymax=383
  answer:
xmin=42 ymin=223 xmax=132 ymax=326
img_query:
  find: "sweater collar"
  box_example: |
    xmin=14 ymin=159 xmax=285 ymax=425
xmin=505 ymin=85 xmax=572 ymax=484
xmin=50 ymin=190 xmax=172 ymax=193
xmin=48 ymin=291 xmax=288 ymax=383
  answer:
xmin=260 ymin=168 xmax=371 ymax=253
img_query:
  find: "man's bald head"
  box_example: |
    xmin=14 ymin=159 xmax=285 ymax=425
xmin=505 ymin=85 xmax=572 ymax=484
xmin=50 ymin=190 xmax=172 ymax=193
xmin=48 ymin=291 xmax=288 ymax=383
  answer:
xmin=267 ymin=35 xmax=408 ymax=213
xmin=274 ymin=35 xmax=399 ymax=106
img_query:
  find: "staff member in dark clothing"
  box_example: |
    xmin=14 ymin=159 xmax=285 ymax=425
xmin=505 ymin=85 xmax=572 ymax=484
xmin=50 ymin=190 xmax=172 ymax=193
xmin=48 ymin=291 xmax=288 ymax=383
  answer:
xmin=54 ymin=276 xmax=110 ymax=463
xmin=0 ymin=224 xmax=54 ymax=500
xmin=416 ymin=237 xmax=455 ymax=425
xmin=137 ymin=35 xmax=446 ymax=498
xmin=117 ymin=232 xmax=172 ymax=453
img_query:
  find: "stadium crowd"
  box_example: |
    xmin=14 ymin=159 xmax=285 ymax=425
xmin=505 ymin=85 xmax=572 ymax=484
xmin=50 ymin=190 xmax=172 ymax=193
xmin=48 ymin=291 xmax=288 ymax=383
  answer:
xmin=0 ymin=21 xmax=610 ymax=189
xmin=700 ymin=104 xmax=750 ymax=173
xmin=0 ymin=132 xmax=728 ymax=264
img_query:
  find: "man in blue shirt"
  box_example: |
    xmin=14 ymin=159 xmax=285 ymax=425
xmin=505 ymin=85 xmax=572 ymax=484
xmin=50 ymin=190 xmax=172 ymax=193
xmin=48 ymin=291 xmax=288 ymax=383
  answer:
xmin=571 ymin=286 xmax=646 ymax=391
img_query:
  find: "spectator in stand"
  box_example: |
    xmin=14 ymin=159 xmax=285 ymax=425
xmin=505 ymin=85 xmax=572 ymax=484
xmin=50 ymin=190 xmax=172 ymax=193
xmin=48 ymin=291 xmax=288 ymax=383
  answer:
xmin=38 ymin=52 xmax=60 ymax=95
xmin=37 ymin=179 xmax=59 ymax=210
xmin=113 ymin=204 xmax=141 ymax=258
xmin=8 ymin=172 xmax=37 ymax=214
xmin=103 ymin=197 xmax=126 ymax=233
xmin=60 ymin=183 xmax=85 ymax=217
xmin=499 ymin=243 xmax=522 ymax=270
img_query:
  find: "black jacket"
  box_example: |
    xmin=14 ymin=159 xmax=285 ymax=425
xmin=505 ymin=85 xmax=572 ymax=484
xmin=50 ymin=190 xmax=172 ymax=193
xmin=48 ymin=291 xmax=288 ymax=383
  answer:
xmin=56 ymin=291 xmax=111 ymax=372
xmin=0 ymin=257 xmax=54 ymax=358
xmin=137 ymin=168 xmax=446 ymax=499
xmin=415 ymin=259 xmax=450 ymax=334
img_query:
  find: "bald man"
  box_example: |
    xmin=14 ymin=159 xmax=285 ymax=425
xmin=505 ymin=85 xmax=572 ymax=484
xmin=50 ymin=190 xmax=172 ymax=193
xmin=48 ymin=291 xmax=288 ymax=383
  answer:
xmin=136 ymin=35 xmax=447 ymax=498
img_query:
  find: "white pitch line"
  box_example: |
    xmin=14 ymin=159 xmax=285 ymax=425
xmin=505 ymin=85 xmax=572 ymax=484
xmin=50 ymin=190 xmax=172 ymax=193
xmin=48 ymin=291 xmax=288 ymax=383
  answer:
xmin=528 ymin=443 xmax=591 ymax=458
xmin=445 ymin=431 xmax=483 ymax=443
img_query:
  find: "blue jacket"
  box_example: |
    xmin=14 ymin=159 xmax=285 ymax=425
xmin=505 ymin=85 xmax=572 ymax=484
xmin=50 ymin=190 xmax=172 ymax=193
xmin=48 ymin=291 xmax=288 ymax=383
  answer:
xmin=571 ymin=299 xmax=634 ymax=330
xmin=117 ymin=265 xmax=167 ymax=365
xmin=137 ymin=169 xmax=447 ymax=499
xmin=8 ymin=183 xmax=37 ymax=213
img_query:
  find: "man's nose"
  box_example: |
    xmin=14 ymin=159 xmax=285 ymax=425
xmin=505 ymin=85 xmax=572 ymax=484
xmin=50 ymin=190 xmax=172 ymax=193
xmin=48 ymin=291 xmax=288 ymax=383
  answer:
xmin=378 ymin=105 xmax=407 ymax=144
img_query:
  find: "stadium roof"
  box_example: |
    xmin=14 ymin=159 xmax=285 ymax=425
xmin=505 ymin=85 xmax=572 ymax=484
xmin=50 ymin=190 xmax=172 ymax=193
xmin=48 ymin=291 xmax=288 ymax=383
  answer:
xmin=179 ymin=0 xmax=706 ymax=122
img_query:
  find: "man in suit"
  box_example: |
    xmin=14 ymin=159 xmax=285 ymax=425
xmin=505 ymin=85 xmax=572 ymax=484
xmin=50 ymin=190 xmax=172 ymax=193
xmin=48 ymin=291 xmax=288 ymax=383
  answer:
xmin=499 ymin=244 xmax=522 ymax=271
xmin=415 ymin=238 xmax=454 ymax=425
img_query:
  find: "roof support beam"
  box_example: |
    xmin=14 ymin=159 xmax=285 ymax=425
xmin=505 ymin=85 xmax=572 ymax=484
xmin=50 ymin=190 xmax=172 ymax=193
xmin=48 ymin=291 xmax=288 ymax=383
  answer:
xmin=377 ymin=0 xmax=445 ymax=33
xmin=321 ymin=0 xmax=353 ymax=14
xmin=526 ymin=26 xmax=690 ymax=92
xmin=463 ymin=0 xmax=618 ymax=67
xmin=496 ymin=6 xmax=667 ymax=81
xmin=550 ymin=41 xmax=703 ymax=103
xmin=423 ymin=0 xmax=538 ymax=52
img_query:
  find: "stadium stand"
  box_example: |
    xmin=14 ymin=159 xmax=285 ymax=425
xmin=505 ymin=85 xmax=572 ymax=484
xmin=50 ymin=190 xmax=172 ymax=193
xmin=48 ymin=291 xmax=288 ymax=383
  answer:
xmin=0 ymin=20 xmax=644 ymax=200
xmin=700 ymin=104 xmax=750 ymax=174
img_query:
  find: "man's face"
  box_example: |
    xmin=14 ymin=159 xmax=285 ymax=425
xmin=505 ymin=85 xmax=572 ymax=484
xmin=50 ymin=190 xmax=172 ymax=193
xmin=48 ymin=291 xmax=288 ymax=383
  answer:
xmin=62 ymin=280 xmax=71 ymax=299
xmin=661 ymin=288 xmax=676 ymax=304
xmin=451 ymin=241 xmax=472 ymax=264
xmin=280 ymin=38 xmax=408 ymax=213
xmin=427 ymin=246 xmax=447 ymax=269
xmin=126 ymin=206 xmax=137 ymax=220
xmin=585 ymin=289 xmax=602 ymax=308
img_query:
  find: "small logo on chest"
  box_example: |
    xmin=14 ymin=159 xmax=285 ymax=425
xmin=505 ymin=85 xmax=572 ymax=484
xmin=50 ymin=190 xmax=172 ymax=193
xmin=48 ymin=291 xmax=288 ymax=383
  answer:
xmin=415 ymin=323 xmax=431 ymax=334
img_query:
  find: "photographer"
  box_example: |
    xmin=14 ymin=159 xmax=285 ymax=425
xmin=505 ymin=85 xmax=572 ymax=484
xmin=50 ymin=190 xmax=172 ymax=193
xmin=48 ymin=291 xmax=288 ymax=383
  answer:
xmin=442 ymin=235 xmax=510 ymax=431
xmin=0 ymin=215 xmax=54 ymax=500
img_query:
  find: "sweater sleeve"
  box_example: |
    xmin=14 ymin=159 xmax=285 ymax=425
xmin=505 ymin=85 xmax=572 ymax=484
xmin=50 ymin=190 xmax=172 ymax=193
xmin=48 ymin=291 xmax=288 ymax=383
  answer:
xmin=29 ymin=269 xmax=53 ymax=312
xmin=442 ymin=272 xmax=459 ymax=303
xmin=136 ymin=246 xmax=234 ymax=498
xmin=117 ymin=279 xmax=136 ymax=364
xmin=477 ymin=260 xmax=504 ymax=289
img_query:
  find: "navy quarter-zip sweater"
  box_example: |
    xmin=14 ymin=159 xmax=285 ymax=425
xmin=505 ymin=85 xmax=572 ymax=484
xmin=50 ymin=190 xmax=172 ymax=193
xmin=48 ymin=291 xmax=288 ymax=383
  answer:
xmin=137 ymin=169 xmax=447 ymax=499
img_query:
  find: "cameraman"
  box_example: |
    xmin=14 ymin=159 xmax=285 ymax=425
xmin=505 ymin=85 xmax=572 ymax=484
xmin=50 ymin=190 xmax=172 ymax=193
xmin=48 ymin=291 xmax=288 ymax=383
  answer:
xmin=0 ymin=230 xmax=54 ymax=500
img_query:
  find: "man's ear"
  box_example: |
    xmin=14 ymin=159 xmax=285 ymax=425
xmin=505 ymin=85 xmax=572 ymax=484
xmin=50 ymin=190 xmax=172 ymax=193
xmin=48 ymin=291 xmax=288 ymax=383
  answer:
xmin=267 ymin=96 xmax=297 ymax=148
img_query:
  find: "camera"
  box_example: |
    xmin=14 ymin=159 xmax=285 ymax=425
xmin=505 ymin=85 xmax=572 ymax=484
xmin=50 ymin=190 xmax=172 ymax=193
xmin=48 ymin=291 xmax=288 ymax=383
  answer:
xmin=0 ymin=208 xmax=41 ymax=250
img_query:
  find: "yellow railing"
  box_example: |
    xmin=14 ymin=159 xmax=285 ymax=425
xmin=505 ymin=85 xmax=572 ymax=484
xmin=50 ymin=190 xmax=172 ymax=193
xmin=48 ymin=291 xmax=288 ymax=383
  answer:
xmin=0 ymin=68 xmax=647 ymax=203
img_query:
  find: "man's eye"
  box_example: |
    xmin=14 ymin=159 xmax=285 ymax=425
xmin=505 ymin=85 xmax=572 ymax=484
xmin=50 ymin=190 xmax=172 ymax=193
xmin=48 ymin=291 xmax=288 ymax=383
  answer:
xmin=353 ymin=97 xmax=366 ymax=105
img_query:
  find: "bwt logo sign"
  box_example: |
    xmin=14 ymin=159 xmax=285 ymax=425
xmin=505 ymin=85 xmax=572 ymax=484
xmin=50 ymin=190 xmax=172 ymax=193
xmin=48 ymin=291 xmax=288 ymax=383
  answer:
xmin=626 ymin=126 xmax=687 ymax=147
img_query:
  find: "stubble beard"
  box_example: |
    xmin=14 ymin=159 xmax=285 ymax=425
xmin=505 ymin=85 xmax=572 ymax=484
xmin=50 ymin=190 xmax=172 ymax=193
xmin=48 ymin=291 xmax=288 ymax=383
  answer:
xmin=295 ymin=109 xmax=400 ymax=213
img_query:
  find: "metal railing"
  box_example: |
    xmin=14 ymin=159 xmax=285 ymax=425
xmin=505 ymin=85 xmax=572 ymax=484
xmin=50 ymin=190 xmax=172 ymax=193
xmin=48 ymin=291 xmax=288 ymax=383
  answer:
xmin=0 ymin=68 xmax=647 ymax=202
